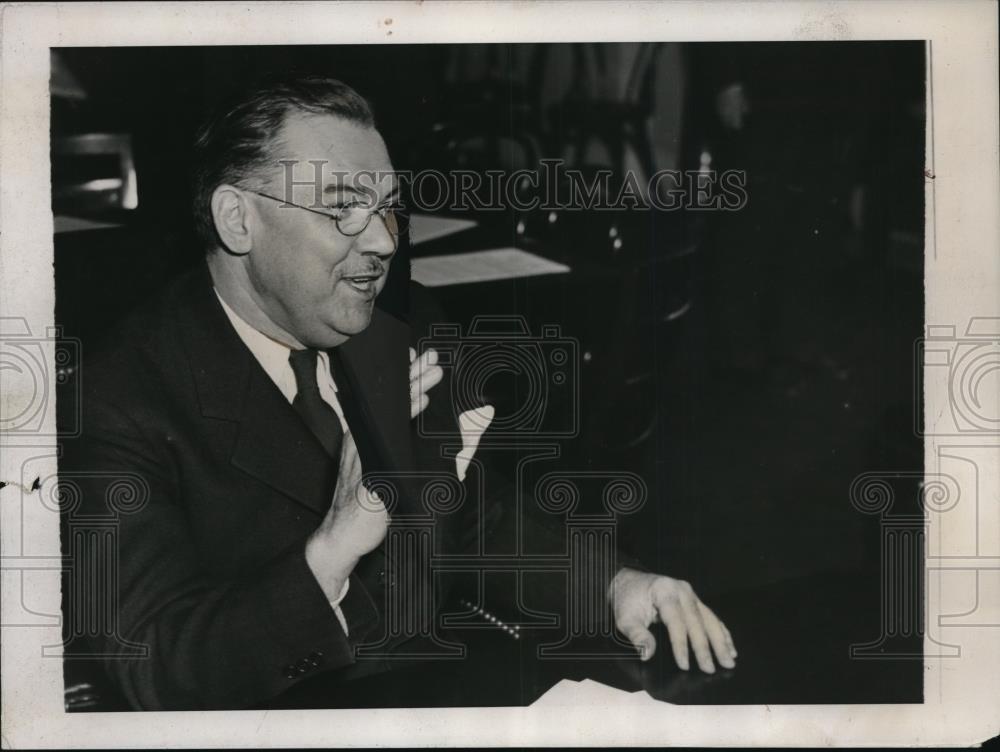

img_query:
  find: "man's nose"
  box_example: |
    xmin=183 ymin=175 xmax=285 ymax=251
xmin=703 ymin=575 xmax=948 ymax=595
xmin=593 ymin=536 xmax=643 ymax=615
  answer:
xmin=355 ymin=215 xmax=397 ymax=258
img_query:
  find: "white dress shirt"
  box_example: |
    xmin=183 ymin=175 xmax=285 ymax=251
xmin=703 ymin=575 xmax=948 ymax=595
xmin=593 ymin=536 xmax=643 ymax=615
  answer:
xmin=215 ymin=291 xmax=351 ymax=634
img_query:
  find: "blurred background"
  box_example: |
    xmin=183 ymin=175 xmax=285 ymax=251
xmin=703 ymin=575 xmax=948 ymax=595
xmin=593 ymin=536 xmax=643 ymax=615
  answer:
xmin=51 ymin=41 xmax=925 ymax=610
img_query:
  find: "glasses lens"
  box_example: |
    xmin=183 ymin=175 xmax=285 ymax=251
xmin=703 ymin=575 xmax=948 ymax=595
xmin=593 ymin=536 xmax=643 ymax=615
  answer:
xmin=336 ymin=206 xmax=409 ymax=237
xmin=337 ymin=207 xmax=369 ymax=236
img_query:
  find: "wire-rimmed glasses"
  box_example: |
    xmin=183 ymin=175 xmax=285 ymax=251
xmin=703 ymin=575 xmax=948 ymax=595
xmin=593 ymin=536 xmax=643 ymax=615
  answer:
xmin=250 ymin=190 xmax=409 ymax=243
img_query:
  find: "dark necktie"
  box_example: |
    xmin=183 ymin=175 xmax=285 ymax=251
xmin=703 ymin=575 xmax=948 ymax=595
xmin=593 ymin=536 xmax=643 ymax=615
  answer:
xmin=289 ymin=348 xmax=343 ymax=458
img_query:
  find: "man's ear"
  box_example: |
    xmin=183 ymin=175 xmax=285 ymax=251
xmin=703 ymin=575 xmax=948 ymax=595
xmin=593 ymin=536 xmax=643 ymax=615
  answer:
xmin=211 ymin=184 xmax=254 ymax=256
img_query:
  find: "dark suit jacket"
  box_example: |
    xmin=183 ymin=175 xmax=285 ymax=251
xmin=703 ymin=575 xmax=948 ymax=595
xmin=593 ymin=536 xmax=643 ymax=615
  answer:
xmin=60 ymin=261 xmax=629 ymax=710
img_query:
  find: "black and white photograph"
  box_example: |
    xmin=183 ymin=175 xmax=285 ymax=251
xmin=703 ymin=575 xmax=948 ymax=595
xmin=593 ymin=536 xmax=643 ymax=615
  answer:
xmin=2 ymin=2 xmax=998 ymax=747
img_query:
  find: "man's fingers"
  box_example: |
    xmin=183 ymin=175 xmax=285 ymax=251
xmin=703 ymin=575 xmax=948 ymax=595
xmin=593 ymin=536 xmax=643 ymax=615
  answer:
xmin=332 ymin=430 xmax=373 ymax=515
xmin=720 ymin=620 xmax=737 ymax=658
xmin=410 ymin=356 xmax=442 ymax=381
xmin=339 ymin=429 xmax=359 ymax=468
xmin=677 ymin=590 xmax=715 ymax=674
xmin=410 ymin=352 xmax=443 ymax=419
xmin=410 ymin=392 xmax=430 ymax=419
xmin=409 ymin=348 xmax=438 ymax=376
xmin=424 ymin=364 xmax=444 ymax=391
xmin=618 ymin=620 xmax=657 ymax=662
xmin=410 ymin=350 xmax=444 ymax=402
xmin=656 ymin=602 xmax=690 ymax=671
xmin=696 ymin=600 xmax=735 ymax=669
xmin=339 ymin=432 xmax=363 ymax=483
xmin=412 ymin=363 xmax=444 ymax=392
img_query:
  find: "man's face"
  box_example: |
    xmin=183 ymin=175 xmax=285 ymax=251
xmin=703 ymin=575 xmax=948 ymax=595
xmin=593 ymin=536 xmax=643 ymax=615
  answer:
xmin=245 ymin=112 xmax=398 ymax=348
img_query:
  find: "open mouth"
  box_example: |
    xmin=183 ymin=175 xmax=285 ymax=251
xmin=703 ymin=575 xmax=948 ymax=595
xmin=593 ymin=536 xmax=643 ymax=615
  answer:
xmin=342 ymin=272 xmax=382 ymax=295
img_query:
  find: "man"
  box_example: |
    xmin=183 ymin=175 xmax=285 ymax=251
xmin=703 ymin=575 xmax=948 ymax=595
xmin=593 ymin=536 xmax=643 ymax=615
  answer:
xmin=61 ymin=74 xmax=735 ymax=711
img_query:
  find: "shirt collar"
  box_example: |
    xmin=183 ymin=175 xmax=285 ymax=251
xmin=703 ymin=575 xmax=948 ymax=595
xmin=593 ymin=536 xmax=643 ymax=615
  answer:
xmin=214 ymin=290 xmax=300 ymax=402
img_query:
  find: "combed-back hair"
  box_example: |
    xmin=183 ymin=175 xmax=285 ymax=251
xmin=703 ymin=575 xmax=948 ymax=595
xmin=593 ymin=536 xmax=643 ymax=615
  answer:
xmin=191 ymin=73 xmax=375 ymax=250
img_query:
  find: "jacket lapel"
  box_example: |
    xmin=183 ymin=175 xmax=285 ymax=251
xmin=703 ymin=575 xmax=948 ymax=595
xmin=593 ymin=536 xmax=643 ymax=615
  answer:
xmin=229 ymin=368 xmax=338 ymax=516
xmin=179 ymin=262 xmax=336 ymax=517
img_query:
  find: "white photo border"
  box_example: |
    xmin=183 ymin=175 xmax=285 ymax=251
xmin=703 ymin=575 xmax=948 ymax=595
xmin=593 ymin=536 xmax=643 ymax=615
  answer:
xmin=2 ymin=1 xmax=998 ymax=747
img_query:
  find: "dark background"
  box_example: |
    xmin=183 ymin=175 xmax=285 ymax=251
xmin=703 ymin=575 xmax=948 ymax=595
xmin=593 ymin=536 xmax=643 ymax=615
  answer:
xmin=52 ymin=43 xmax=925 ymax=700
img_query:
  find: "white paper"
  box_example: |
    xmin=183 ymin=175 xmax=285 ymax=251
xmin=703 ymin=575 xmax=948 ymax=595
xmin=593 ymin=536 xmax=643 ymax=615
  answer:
xmin=411 ymin=247 xmax=571 ymax=287
xmin=533 ymin=678 xmax=663 ymax=708
xmin=408 ymin=213 xmax=478 ymax=246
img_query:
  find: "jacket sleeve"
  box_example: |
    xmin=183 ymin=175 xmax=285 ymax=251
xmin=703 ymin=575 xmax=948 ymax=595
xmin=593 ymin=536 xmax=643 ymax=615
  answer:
xmin=61 ymin=394 xmax=378 ymax=710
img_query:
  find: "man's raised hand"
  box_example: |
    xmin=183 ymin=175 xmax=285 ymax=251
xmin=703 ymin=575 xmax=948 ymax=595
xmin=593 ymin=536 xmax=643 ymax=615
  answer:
xmin=304 ymin=429 xmax=388 ymax=599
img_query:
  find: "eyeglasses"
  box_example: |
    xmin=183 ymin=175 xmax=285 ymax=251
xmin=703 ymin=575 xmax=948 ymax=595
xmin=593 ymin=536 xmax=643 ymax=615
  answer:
xmin=250 ymin=190 xmax=409 ymax=243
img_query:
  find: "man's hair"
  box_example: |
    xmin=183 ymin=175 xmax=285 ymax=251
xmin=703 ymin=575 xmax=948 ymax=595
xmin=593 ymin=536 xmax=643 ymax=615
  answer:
xmin=191 ymin=74 xmax=376 ymax=251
